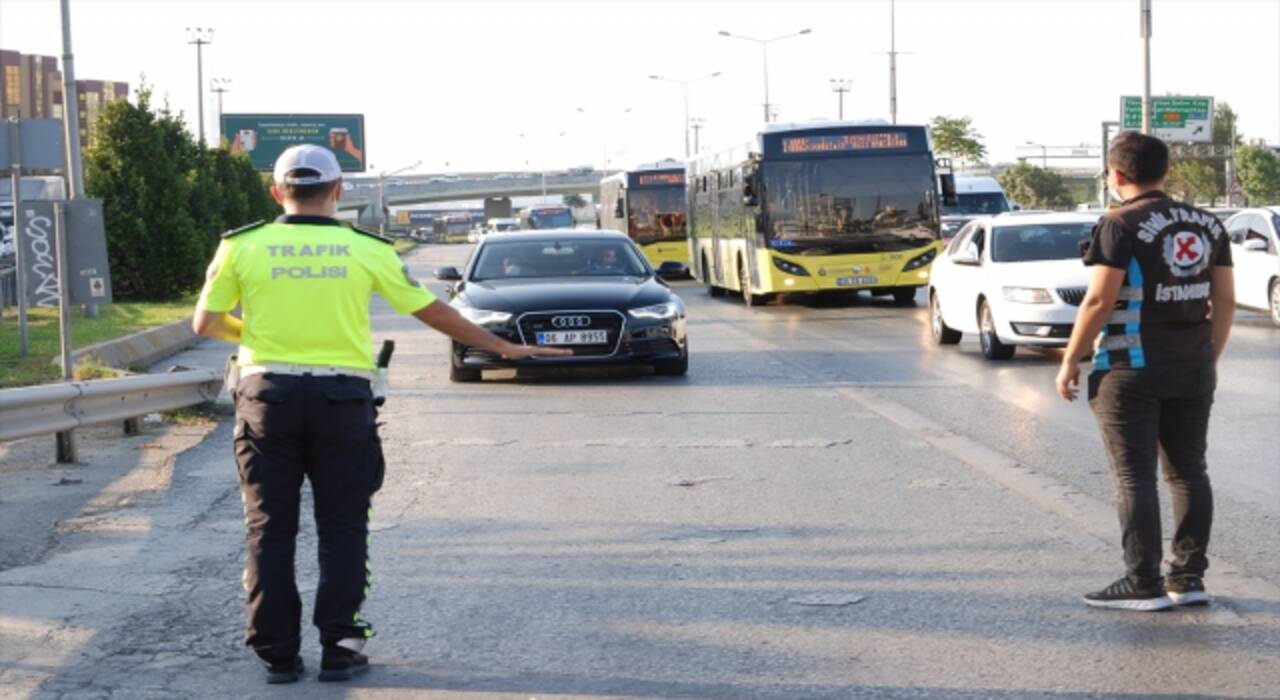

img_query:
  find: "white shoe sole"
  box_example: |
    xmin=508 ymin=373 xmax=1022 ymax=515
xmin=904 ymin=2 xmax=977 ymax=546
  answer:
xmin=1167 ymin=590 xmax=1211 ymax=606
xmin=1083 ymin=594 xmax=1174 ymax=611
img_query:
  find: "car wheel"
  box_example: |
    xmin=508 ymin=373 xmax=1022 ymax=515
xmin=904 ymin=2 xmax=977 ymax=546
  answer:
xmin=704 ymin=255 xmax=725 ymax=297
xmin=449 ymin=363 xmax=482 ymax=383
xmin=930 ymin=290 xmax=962 ymax=345
xmin=1270 ymin=279 xmax=1280 ymax=327
xmin=978 ymin=300 xmax=1015 ymax=360
xmin=740 ymin=261 xmax=765 ymax=307
xmin=893 ymin=288 xmax=917 ymax=305
xmin=654 ymin=344 xmax=689 ymax=377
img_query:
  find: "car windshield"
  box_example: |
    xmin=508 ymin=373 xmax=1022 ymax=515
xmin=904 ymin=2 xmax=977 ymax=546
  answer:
xmin=528 ymin=208 xmax=574 ymax=228
xmin=628 ymin=187 xmax=686 ymax=243
xmin=762 ymin=154 xmax=938 ymax=254
xmin=472 ymin=239 xmax=649 ymax=280
xmin=991 ymin=222 xmax=1096 ymax=262
xmin=942 ymin=192 xmax=1010 ymax=216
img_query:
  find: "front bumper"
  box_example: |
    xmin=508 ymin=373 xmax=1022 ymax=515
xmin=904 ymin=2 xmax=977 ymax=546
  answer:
xmin=452 ymin=315 xmax=687 ymax=369
xmin=995 ymin=302 xmax=1078 ymax=346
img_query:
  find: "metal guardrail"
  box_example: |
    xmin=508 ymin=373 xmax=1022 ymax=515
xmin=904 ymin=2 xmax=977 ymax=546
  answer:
xmin=0 ymin=370 xmax=222 ymax=442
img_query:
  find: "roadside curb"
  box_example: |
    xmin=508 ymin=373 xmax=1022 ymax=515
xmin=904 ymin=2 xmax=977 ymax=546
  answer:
xmin=56 ymin=317 xmax=200 ymax=370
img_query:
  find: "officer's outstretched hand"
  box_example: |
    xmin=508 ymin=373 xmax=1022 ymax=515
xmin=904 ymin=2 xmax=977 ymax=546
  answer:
xmin=1056 ymin=360 xmax=1080 ymax=402
xmin=502 ymin=343 xmax=573 ymax=360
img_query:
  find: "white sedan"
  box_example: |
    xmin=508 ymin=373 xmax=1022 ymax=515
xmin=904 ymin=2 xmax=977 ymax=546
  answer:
xmin=929 ymin=212 xmax=1100 ymax=360
xmin=1223 ymin=207 xmax=1280 ymax=325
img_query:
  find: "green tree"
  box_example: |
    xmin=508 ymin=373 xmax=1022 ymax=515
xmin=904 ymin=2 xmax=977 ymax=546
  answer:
xmin=997 ymin=162 xmax=1071 ymax=210
xmin=930 ymin=115 xmax=987 ymax=166
xmin=85 ymin=86 xmax=205 ymax=300
xmin=1166 ymin=160 xmax=1220 ymax=205
xmin=1236 ymin=144 xmax=1280 ymax=205
xmin=562 ymin=193 xmax=588 ymax=209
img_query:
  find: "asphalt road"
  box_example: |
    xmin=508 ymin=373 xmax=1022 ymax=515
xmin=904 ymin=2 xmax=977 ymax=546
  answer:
xmin=2 ymin=242 xmax=1277 ymax=699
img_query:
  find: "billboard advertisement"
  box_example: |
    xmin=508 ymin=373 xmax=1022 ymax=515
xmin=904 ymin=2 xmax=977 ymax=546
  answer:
xmin=222 ymin=114 xmax=367 ymax=172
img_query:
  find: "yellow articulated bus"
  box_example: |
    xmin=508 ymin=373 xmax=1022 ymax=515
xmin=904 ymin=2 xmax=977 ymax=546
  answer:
xmin=689 ymin=121 xmax=956 ymax=306
xmin=598 ymin=161 xmax=690 ymax=276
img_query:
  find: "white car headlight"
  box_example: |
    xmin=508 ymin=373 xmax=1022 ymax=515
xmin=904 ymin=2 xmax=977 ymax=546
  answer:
xmin=457 ymin=307 xmax=513 ymax=325
xmin=1002 ymin=286 xmax=1053 ymax=304
xmin=628 ymin=301 xmax=680 ymax=320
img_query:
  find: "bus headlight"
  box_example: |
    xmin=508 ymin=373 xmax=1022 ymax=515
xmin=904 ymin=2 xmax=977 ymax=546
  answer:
xmin=772 ymin=257 xmax=810 ymax=276
xmin=902 ymin=248 xmax=938 ymax=271
xmin=1002 ymin=286 xmax=1053 ymax=304
xmin=628 ymin=301 xmax=680 ymax=320
xmin=458 ymin=307 xmax=514 ymax=326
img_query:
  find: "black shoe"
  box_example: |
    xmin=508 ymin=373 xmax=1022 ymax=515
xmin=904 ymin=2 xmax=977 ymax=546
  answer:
xmin=262 ymin=656 xmax=304 ymax=684
xmin=1083 ymin=576 xmax=1173 ymax=611
xmin=318 ymin=647 xmax=369 ymax=682
xmin=1165 ymin=575 xmax=1211 ymax=607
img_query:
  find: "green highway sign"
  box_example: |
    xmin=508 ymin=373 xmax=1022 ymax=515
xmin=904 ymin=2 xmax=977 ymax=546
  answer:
xmin=221 ymin=114 xmax=367 ymax=172
xmin=1120 ymin=96 xmax=1213 ymax=142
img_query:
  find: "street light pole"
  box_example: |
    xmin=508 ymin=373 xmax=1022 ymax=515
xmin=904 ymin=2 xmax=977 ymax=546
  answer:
xmin=377 ymin=159 xmax=421 ymax=235
xmin=829 ymin=79 xmax=852 ymax=120
xmin=577 ymin=107 xmax=630 ymax=171
xmin=689 ymin=118 xmax=706 ymax=154
xmin=1140 ymin=0 xmax=1152 ymax=134
xmin=210 ymin=78 xmax=230 ymax=145
xmin=889 ymin=0 xmax=898 ymax=124
xmin=719 ymin=29 xmax=812 ymax=123
xmin=186 ymin=28 xmax=214 ymax=146
xmin=1025 ymin=141 xmax=1048 ymax=168
xmin=58 ymin=0 xmax=84 ymax=198
xmin=650 ymin=72 xmax=720 ymax=157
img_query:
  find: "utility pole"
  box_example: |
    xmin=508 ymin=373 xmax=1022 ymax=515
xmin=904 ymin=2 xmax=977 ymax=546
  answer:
xmin=650 ymin=72 xmax=720 ymax=158
xmin=830 ymin=79 xmax=852 ymax=120
xmin=210 ymin=78 xmax=230 ymax=145
xmin=58 ymin=0 xmax=84 ymax=199
xmin=689 ymin=118 xmax=705 ymax=154
xmin=1140 ymin=0 xmax=1152 ymax=134
xmin=186 ymin=28 xmax=214 ymax=145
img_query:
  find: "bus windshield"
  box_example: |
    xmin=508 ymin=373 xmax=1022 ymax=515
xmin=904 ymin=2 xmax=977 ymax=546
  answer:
xmin=761 ymin=154 xmax=938 ymax=254
xmin=943 ymin=192 xmax=1010 ymax=216
xmin=529 ymin=208 xmax=574 ymax=229
xmin=628 ymin=187 xmax=686 ymax=243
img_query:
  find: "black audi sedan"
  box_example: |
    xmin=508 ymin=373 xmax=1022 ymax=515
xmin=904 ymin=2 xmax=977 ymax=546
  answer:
xmin=434 ymin=230 xmax=688 ymax=382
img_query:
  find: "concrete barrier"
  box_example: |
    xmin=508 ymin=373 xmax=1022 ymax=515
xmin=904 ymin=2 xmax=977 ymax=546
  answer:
xmin=57 ymin=317 xmax=201 ymax=370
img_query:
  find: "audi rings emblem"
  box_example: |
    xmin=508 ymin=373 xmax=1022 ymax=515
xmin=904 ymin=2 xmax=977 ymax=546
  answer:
xmin=551 ymin=315 xmax=592 ymax=329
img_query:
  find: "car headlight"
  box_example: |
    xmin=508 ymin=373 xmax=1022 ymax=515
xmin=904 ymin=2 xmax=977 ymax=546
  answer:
xmin=1002 ymin=286 xmax=1053 ymax=304
xmin=628 ymin=301 xmax=680 ymax=320
xmin=902 ymin=248 xmax=938 ymax=271
xmin=772 ymin=256 xmax=810 ymax=276
xmin=457 ymin=307 xmax=513 ymax=325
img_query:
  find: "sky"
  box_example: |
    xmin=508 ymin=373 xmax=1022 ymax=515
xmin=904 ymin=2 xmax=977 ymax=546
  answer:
xmin=2 ymin=0 xmax=1278 ymax=176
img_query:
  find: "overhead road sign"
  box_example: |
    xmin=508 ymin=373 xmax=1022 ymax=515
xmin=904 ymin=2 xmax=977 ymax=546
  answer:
xmin=221 ymin=114 xmax=367 ymax=172
xmin=1121 ymin=96 xmax=1213 ymax=142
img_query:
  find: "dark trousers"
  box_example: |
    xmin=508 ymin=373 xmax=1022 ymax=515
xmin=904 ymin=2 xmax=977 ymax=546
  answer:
xmin=1088 ymin=364 xmax=1216 ymax=587
xmin=233 ymin=373 xmax=385 ymax=662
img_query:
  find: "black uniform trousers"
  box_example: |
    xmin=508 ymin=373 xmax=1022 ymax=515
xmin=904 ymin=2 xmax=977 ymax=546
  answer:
xmin=1088 ymin=363 xmax=1216 ymax=588
xmin=233 ymin=372 xmax=385 ymax=662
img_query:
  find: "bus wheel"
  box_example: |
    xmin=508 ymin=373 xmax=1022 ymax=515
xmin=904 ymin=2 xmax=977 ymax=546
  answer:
xmin=892 ymin=288 xmax=918 ymax=304
xmin=704 ymin=256 xmax=725 ymax=297
xmin=740 ymin=263 xmax=765 ymax=307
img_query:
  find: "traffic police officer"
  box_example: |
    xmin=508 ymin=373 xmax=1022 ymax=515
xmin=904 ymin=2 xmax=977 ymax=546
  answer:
xmin=194 ymin=145 xmax=568 ymax=683
xmin=1057 ymin=131 xmax=1234 ymax=612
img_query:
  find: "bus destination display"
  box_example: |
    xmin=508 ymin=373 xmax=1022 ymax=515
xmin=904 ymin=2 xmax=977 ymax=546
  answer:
xmin=636 ymin=173 xmax=685 ymax=186
xmin=781 ymin=132 xmax=910 ymax=155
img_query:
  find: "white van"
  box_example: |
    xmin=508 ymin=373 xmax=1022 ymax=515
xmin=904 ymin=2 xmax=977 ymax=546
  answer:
xmin=940 ymin=175 xmax=1012 ymax=239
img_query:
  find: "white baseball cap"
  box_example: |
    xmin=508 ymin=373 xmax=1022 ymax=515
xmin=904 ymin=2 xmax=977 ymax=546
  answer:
xmin=273 ymin=144 xmax=342 ymax=185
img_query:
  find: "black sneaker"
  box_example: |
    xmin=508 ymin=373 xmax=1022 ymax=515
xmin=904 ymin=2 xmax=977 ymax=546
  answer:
xmin=262 ymin=656 xmax=304 ymax=684
xmin=1165 ymin=575 xmax=1211 ymax=607
xmin=318 ymin=647 xmax=369 ymax=682
xmin=1083 ymin=577 xmax=1173 ymax=611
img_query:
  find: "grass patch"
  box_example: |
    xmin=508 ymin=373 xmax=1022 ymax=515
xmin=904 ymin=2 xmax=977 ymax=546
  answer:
xmin=161 ymin=402 xmax=222 ymax=425
xmin=0 ymin=294 xmax=198 ymax=389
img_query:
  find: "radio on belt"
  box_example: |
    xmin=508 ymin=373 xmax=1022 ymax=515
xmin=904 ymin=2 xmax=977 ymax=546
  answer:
xmin=373 ymin=340 xmax=394 ymax=406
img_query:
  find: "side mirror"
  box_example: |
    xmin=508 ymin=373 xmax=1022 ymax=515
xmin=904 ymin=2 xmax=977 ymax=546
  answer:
xmin=939 ymin=173 xmax=958 ymax=207
xmin=434 ymin=266 xmax=462 ymax=281
xmin=1242 ymin=238 xmax=1268 ymax=252
xmin=953 ymin=243 xmax=981 ymax=266
xmin=1011 ymin=202 xmax=1022 ymax=211
xmin=614 ymin=198 xmax=625 ymax=218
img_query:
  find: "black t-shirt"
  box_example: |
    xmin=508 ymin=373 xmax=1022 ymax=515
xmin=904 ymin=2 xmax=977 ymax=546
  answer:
xmin=1082 ymin=191 xmax=1232 ymax=369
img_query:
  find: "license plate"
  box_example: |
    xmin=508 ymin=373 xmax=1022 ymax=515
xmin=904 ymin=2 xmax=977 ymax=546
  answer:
xmin=536 ymin=330 xmax=608 ymax=345
xmin=836 ymin=275 xmax=878 ymax=287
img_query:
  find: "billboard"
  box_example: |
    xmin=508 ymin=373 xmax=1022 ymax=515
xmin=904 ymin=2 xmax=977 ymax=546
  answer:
xmin=1121 ymin=97 xmax=1213 ymax=143
xmin=222 ymin=114 xmax=366 ymax=172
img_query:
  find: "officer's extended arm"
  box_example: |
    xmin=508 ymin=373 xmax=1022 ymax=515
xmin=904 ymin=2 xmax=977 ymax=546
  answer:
xmin=1209 ymin=265 xmax=1235 ymax=361
xmin=193 ymin=309 xmax=244 ymax=343
xmin=411 ymin=300 xmax=572 ymax=359
xmin=1056 ymin=265 xmax=1125 ymax=402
